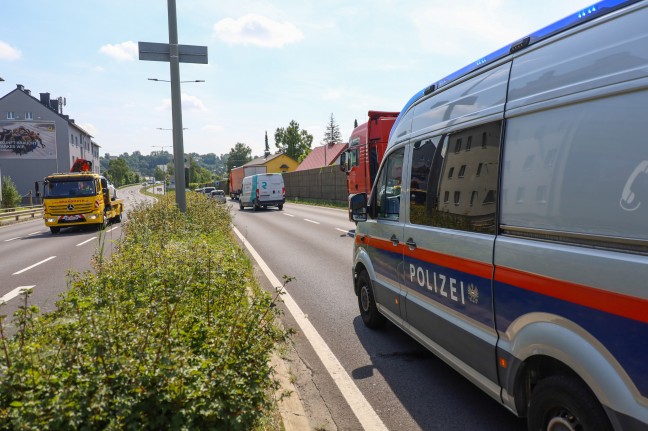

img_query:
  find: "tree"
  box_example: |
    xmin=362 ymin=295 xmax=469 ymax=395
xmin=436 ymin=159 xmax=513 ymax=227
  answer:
xmin=227 ymin=143 xmax=252 ymax=172
xmin=1 ymin=175 xmax=21 ymax=209
xmin=106 ymin=157 xmax=132 ymax=187
xmin=274 ymin=120 xmax=313 ymax=162
xmin=153 ymin=166 xmax=166 ymax=181
xmin=322 ymin=113 xmax=342 ymax=146
xmin=264 ymin=131 xmax=270 ymax=158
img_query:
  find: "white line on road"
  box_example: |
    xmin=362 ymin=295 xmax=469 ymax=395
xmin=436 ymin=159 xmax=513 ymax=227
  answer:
xmin=0 ymin=286 xmax=35 ymax=304
xmin=28 ymin=231 xmax=42 ymax=236
xmin=336 ymin=228 xmax=355 ymax=236
xmin=283 ymin=213 xmax=295 ymax=217
xmin=304 ymin=219 xmax=320 ymax=224
xmin=13 ymin=256 xmax=56 ymax=275
xmin=4 ymin=237 xmax=21 ymax=242
xmin=233 ymin=226 xmax=387 ymax=431
xmin=76 ymin=237 xmax=96 ymax=246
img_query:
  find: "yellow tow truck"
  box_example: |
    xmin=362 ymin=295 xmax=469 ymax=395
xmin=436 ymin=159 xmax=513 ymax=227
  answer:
xmin=38 ymin=159 xmax=124 ymax=234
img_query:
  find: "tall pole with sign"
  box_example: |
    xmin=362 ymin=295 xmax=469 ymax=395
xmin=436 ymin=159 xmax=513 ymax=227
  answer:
xmin=167 ymin=0 xmax=185 ymax=211
xmin=138 ymin=0 xmax=208 ymax=212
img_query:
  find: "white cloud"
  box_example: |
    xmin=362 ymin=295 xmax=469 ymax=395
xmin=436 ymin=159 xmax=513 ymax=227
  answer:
xmin=214 ymin=14 xmax=303 ymax=48
xmin=0 ymin=40 xmax=21 ymax=61
xmin=156 ymin=93 xmax=208 ymax=112
xmin=203 ymin=124 xmax=224 ymax=132
xmin=99 ymin=41 xmax=138 ymax=61
xmin=322 ymin=89 xmax=343 ymax=101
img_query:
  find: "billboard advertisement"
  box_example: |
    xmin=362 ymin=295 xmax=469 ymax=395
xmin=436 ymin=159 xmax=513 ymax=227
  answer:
xmin=0 ymin=121 xmax=57 ymax=159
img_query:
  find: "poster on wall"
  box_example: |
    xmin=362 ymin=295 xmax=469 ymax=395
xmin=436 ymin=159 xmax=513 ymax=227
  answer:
xmin=0 ymin=121 xmax=57 ymax=159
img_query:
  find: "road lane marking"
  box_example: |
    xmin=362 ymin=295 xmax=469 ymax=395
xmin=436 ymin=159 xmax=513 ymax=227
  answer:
xmin=233 ymin=226 xmax=387 ymax=431
xmin=283 ymin=213 xmax=295 ymax=217
xmin=13 ymin=256 xmax=56 ymax=275
xmin=4 ymin=237 xmax=21 ymax=242
xmin=76 ymin=237 xmax=96 ymax=246
xmin=28 ymin=231 xmax=42 ymax=236
xmin=304 ymin=219 xmax=320 ymax=224
xmin=1 ymin=286 xmax=35 ymax=304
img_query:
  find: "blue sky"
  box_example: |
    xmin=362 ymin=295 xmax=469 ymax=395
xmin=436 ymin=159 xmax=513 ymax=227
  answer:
xmin=1 ymin=0 xmax=596 ymax=158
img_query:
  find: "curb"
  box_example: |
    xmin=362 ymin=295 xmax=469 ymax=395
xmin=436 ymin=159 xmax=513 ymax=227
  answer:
xmin=272 ymin=354 xmax=311 ymax=430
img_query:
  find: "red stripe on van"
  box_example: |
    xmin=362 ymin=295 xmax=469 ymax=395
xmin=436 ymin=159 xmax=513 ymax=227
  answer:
xmin=355 ymin=235 xmax=492 ymax=278
xmin=496 ymin=267 xmax=648 ymax=324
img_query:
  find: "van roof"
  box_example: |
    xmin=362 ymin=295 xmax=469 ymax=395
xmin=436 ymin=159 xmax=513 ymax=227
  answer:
xmin=390 ymin=0 xmax=641 ymax=140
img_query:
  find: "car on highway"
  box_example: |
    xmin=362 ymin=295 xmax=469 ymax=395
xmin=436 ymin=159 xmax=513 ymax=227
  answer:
xmin=210 ymin=190 xmax=226 ymax=203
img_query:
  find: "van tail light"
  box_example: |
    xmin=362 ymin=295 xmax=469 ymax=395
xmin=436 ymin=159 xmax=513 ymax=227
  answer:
xmin=282 ymin=187 xmax=285 ymax=197
xmin=256 ymin=189 xmax=259 ymax=199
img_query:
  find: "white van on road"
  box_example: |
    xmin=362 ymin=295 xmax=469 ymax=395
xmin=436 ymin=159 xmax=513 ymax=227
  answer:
xmin=350 ymin=1 xmax=648 ymax=430
xmin=239 ymin=173 xmax=285 ymax=211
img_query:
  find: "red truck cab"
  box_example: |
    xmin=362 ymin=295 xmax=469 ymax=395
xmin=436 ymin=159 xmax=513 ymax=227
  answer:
xmin=340 ymin=111 xmax=399 ymax=196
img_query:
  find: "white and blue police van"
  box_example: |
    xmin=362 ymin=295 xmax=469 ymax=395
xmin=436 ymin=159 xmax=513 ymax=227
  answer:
xmin=239 ymin=173 xmax=285 ymax=211
xmin=349 ymin=1 xmax=648 ymax=429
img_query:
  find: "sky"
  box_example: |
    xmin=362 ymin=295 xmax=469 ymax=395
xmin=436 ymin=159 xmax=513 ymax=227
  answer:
xmin=0 ymin=0 xmax=597 ymax=158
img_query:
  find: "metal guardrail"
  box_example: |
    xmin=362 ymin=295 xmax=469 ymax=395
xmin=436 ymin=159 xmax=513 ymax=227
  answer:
xmin=0 ymin=205 xmax=43 ymax=224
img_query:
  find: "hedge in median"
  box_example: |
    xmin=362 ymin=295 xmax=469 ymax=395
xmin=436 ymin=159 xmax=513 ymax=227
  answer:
xmin=0 ymin=193 xmax=289 ymax=430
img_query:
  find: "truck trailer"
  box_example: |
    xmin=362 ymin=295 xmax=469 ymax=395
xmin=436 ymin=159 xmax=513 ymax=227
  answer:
xmin=229 ymin=165 xmax=266 ymax=200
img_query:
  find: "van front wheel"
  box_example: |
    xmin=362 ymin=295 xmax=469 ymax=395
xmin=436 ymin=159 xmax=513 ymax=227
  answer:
xmin=357 ymin=271 xmax=385 ymax=329
xmin=527 ymin=375 xmax=611 ymax=431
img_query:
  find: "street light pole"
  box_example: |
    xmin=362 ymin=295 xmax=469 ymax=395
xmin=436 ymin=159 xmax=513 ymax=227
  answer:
xmin=167 ymin=0 xmax=186 ymax=212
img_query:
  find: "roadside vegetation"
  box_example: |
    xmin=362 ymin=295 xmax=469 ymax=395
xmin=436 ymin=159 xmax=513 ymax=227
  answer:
xmin=0 ymin=193 xmax=289 ymax=430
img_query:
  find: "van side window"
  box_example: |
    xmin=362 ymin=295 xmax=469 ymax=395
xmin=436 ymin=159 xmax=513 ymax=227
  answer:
xmin=501 ymin=91 xmax=648 ymax=243
xmin=374 ymin=148 xmax=405 ymax=220
xmin=409 ymin=121 xmax=502 ymax=233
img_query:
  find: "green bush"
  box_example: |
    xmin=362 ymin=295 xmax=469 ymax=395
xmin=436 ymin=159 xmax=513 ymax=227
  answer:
xmin=1 ymin=175 xmax=21 ymax=209
xmin=0 ymin=193 xmax=288 ymax=430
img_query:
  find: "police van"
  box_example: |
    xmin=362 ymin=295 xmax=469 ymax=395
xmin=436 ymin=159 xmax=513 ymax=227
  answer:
xmin=349 ymin=1 xmax=648 ymax=429
xmin=239 ymin=173 xmax=285 ymax=211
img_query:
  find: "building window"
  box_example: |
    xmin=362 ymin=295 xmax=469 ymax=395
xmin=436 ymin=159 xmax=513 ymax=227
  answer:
xmin=466 ymin=136 xmax=472 ymax=151
xmin=6 ymin=111 xmax=16 ymax=120
xmin=454 ymin=191 xmax=461 ymax=205
xmin=25 ymin=112 xmax=33 ymax=120
xmin=448 ymin=167 xmax=454 ymax=179
xmin=470 ymin=191 xmax=478 ymax=206
xmin=476 ymin=163 xmax=483 ymax=176
xmin=458 ymin=165 xmax=467 ymax=178
xmin=454 ymin=138 xmax=462 ymax=153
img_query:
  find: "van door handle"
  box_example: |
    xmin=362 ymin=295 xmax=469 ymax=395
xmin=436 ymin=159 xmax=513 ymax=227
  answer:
xmin=390 ymin=234 xmax=400 ymax=246
xmin=405 ymin=238 xmax=417 ymax=250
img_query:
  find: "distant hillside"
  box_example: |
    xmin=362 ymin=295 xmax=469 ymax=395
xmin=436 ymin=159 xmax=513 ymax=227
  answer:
xmin=100 ymin=151 xmax=229 ymax=178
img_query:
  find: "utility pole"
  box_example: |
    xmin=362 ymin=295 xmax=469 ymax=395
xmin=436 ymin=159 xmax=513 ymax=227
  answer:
xmin=138 ymin=0 xmax=208 ymax=212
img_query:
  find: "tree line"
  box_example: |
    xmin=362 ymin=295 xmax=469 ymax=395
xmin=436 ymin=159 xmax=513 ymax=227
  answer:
xmin=102 ymin=114 xmax=344 ymax=187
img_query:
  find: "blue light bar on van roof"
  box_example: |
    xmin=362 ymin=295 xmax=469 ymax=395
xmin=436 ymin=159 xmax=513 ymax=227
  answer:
xmin=389 ymin=0 xmax=641 ymax=141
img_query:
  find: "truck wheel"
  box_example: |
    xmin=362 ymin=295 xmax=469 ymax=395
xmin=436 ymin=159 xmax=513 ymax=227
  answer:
xmin=254 ymin=203 xmax=260 ymax=211
xmin=527 ymin=375 xmax=611 ymax=431
xmin=113 ymin=213 xmax=122 ymax=223
xmin=357 ymin=271 xmax=386 ymax=329
xmin=239 ymin=202 xmax=244 ymax=210
xmin=50 ymin=227 xmax=60 ymax=234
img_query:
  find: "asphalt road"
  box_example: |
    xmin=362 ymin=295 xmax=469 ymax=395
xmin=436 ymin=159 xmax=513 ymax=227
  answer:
xmin=230 ymin=200 xmax=526 ymax=431
xmin=0 ymin=185 xmax=153 ymax=335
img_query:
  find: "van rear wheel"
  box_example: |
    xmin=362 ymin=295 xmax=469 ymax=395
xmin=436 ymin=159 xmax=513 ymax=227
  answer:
xmin=527 ymin=375 xmax=611 ymax=431
xmin=357 ymin=271 xmax=386 ymax=329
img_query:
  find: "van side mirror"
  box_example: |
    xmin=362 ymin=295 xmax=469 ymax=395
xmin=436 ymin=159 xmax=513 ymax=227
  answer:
xmin=349 ymin=193 xmax=368 ymax=222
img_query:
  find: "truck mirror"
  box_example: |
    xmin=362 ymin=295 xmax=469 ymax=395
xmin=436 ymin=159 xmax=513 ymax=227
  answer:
xmin=349 ymin=193 xmax=368 ymax=222
xmin=339 ymin=153 xmax=347 ymax=172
